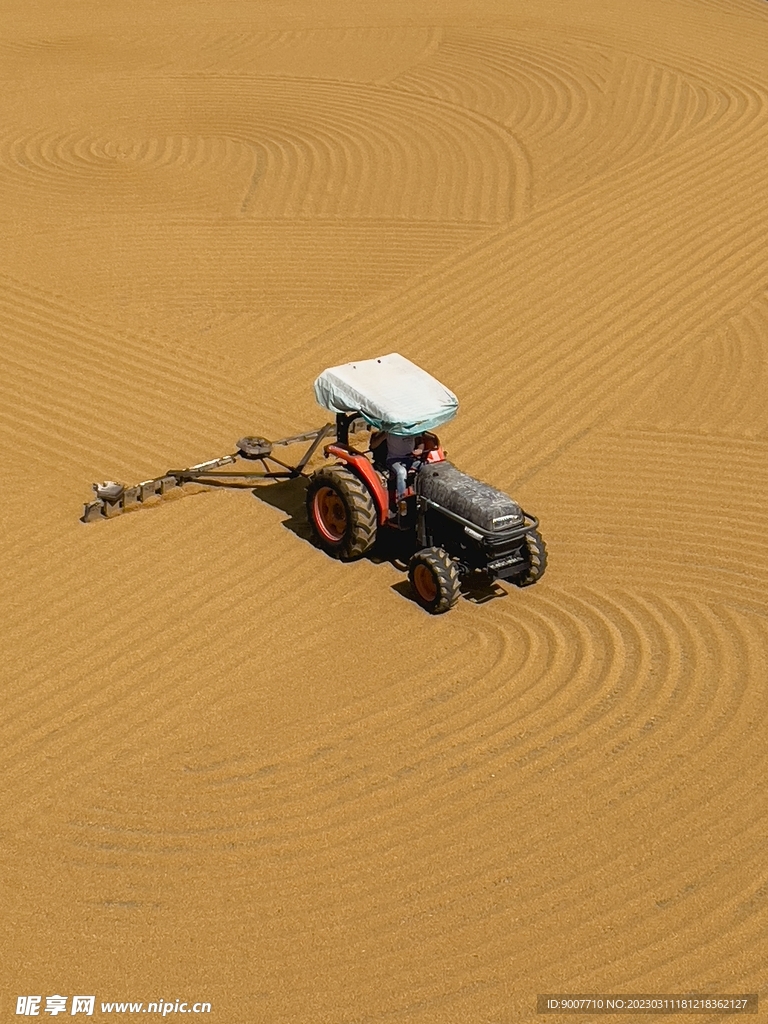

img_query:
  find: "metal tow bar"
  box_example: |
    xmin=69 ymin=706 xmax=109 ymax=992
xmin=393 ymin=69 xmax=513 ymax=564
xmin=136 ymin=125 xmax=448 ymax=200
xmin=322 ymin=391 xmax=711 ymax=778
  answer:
xmin=82 ymin=424 xmax=335 ymax=523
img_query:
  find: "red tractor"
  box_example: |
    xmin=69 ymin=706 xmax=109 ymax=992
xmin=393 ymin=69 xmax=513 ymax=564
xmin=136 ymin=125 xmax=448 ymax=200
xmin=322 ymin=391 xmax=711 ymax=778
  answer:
xmin=305 ymin=354 xmax=546 ymax=613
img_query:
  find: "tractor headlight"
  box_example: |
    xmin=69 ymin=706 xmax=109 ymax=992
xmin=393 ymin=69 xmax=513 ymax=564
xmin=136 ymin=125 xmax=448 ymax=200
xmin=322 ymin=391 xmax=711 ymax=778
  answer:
xmin=492 ymin=510 xmax=523 ymax=530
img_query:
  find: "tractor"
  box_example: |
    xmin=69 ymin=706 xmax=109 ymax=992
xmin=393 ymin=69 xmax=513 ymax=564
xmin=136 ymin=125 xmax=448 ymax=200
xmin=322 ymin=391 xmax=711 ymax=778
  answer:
xmin=82 ymin=353 xmax=546 ymax=614
xmin=305 ymin=353 xmax=546 ymax=613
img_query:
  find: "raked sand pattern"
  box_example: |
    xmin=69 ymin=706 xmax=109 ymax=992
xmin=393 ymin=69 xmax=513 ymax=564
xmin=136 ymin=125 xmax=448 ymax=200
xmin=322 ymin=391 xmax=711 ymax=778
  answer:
xmin=1 ymin=1 xmax=767 ymax=1021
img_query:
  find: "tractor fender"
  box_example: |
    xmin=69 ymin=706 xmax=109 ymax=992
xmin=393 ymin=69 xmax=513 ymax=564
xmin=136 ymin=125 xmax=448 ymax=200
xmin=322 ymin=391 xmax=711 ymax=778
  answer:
xmin=324 ymin=445 xmax=389 ymax=525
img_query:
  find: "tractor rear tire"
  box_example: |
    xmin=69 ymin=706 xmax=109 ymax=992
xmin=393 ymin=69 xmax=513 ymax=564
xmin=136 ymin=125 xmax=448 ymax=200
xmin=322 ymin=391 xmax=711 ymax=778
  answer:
xmin=306 ymin=465 xmax=377 ymax=560
xmin=515 ymin=528 xmax=547 ymax=587
xmin=408 ymin=547 xmax=461 ymax=614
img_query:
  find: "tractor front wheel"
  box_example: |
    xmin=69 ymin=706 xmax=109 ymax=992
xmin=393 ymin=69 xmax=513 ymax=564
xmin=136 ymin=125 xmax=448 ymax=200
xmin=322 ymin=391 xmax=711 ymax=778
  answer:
xmin=515 ymin=528 xmax=547 ymax=587
xmin=306 ymin=465 xmax=377 ymax=560
xmin=408 ymin=547 xmax=461 ymax=614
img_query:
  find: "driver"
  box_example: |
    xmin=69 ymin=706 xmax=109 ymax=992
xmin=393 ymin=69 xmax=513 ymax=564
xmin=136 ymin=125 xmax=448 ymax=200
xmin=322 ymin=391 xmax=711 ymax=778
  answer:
xmin=371 ymin=431 xmax=424 ymax=507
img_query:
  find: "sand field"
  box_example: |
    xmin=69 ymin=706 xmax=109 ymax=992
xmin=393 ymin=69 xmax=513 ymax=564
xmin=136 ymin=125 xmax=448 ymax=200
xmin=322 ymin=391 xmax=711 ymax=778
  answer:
xmin=1 ymin=0 xmax=767 ymax=1020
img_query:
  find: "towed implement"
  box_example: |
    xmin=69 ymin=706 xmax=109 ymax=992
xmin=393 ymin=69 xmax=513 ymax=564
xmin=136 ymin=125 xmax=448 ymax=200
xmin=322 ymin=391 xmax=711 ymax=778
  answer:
xmin=83 ymin=353 xmax=546 ymax=613
xmin=82 ymin=427 xmax=335 ymax=522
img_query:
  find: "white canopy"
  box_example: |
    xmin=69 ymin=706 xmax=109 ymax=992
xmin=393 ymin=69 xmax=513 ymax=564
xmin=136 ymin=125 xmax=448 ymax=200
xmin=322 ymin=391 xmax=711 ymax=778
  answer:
xmin=314 ymin=353 xmax=459 ymax=436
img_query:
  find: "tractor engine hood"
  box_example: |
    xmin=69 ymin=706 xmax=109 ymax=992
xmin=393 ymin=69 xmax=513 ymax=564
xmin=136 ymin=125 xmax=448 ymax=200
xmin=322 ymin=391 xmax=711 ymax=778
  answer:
xmin=416 ymin=461 xmax=524 ymax=533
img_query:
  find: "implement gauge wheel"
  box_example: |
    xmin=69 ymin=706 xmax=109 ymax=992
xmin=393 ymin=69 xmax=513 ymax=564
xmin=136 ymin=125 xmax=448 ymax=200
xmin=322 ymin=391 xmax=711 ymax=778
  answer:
xmin=408 ymin=547 xmax=461 ymax=614
xmin=306 ymin=465 xmax=377 ymax=560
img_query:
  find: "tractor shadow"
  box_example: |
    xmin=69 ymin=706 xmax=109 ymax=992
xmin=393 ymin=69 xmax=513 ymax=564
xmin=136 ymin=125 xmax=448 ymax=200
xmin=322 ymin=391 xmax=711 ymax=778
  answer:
xmin=250 ymin=478 xmax=314 ymax=542
xmin=389 ymin=575 xmax=508 ymax=611
xmin=252 ymin=478 xmax=509 ymax=609
xmin=375 ymin=530 xmax=509 ymax=610
xmin=458 ymin=576 xmax=509 ymax=606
